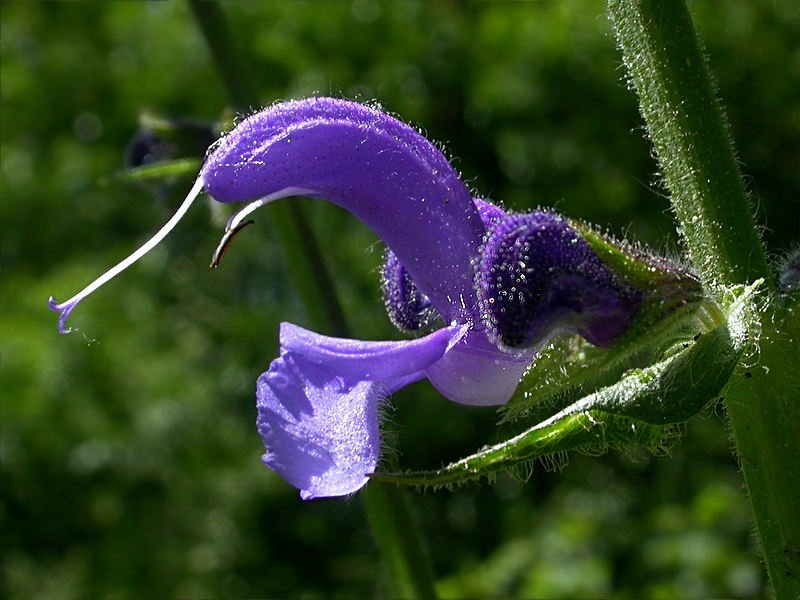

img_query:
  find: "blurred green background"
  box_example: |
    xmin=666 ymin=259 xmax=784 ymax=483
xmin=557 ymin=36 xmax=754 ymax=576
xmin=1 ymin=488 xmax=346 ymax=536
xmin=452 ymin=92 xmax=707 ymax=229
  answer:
xmin=2 ymin=1 xmax=798 ymax=598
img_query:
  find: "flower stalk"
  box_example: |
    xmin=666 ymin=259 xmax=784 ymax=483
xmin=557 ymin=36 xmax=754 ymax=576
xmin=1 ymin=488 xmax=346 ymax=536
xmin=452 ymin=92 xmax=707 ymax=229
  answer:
xmin=607 ymin=1 xmax=800 ymax=597
xmin=188 ymin=2 xmax=437 ymax=597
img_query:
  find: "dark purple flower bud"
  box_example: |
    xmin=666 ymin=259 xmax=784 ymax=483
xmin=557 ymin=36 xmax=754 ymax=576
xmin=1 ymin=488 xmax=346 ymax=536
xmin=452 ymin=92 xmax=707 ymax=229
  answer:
xmin=125 ymin=129 xmax=169 ymax=169
xmin=474 ymin=197 xmax=507 ymax=232
xmin=478 ymin=211 xmax=645 ymax=350
xmin=125 ymin=115 xmax=218 ymax=169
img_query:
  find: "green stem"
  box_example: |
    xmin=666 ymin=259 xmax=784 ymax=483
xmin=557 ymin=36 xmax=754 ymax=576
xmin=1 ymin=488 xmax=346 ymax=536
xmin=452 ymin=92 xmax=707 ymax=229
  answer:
xmin=188 ymin=0 xmax=257 ymax=113
xmin=362 ymin=483 xmax=438 ymax=600
xmin=267 ymin=202 xmax=350 ymax=337
xmin=607 ymin=2 xmax=800 ymax=598
xmin=606 ymin=0 xmax=771 ymax=297
xmin=725 ymin=308 xmax=800 ymax=600
xmin=188 ymin=2 xmax=437 ymax=597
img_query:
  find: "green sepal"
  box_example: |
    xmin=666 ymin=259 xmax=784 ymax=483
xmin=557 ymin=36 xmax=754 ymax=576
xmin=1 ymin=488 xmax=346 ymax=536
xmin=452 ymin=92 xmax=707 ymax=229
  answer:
xmin=570 ymin=219 xmax=699 ymax=292
xmin=502 ymin=221 xmax=715 ymax=421
xmin=502 ymin=295 xmax=716 ymax=422
xmin=572 ymin=218 xmax=713 ymax=350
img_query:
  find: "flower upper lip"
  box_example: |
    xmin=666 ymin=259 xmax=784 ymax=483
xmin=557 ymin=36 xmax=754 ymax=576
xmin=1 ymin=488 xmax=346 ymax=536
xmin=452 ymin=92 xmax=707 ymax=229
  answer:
xmin=200 ymin=97 xmax=487 ymax=324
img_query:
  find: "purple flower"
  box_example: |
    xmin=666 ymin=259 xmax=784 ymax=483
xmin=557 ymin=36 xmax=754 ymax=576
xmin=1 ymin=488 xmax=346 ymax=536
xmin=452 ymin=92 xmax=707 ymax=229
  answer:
xmin=49 ymin=98 xmax=646 ymax=499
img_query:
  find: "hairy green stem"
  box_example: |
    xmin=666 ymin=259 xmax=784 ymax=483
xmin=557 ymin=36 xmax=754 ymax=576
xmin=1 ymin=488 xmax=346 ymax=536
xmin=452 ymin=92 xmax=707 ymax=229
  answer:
xmin=188 ymin=2 xmax=437 ymax=597
xmin=607 ymin=1 xmax=800 ymax=597
xmin=606 ymin=0 xmax=771 ymax=296
xmin=725 ymin=308 xmax=800 ymax=600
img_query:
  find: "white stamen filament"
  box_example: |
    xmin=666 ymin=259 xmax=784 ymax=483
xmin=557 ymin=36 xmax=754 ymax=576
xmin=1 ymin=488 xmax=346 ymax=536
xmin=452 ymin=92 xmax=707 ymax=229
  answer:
xmin=225 ymin=187 xmax=315 ymax=232
xmin=50 ymin=177 xmax=206 ymax=316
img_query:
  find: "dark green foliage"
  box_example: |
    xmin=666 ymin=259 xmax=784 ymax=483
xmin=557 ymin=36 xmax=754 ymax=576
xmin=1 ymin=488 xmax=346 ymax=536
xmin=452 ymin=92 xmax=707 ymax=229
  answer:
xmin=2 ymin=2 xmax=796 ymax=598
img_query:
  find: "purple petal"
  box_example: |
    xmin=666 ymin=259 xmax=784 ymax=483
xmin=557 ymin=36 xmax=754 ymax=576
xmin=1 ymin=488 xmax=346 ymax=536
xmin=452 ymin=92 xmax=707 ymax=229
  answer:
xmin=382 ymin=250 xmax=438 ymax=332
xmin=473 ymin=197 xmax=507 ymax=232
xmin=380 ymin=198 xmax=508 ymax=333
xmin=257 ymin=323 xmax=467 ymax=499
xmin=279 ymin=322 xmax=467 ymax=384
xmin=425 ymin=327 xmax=536 ymax=406
xmin=201 ymin=98 xmax=485 ymax=320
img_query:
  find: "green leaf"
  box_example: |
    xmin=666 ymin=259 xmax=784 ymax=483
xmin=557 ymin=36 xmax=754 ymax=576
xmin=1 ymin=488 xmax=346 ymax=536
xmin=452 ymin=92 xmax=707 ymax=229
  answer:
xmin=114 ymin=158 xmax=203 ymax=183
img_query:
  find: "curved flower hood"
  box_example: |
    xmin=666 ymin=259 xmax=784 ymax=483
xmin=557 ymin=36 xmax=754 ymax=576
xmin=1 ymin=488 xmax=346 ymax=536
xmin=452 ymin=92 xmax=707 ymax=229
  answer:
xmin=202 ymin=98 xmax=484 ymax=323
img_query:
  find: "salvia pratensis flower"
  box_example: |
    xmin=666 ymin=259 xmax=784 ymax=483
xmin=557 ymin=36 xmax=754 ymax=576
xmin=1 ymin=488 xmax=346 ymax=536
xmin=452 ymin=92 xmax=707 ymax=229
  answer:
xmin=49 ymin=97 xmax=697 ymax=499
